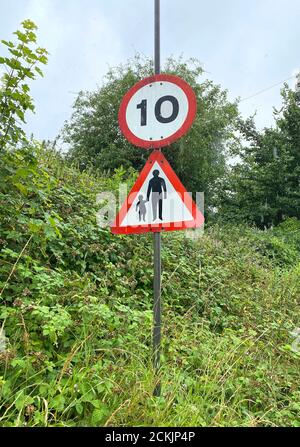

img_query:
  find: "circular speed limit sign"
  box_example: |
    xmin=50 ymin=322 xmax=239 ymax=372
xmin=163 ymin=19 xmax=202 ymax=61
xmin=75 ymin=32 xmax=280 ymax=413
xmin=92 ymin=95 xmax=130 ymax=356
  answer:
xmin=118 ymin=74 xmax=197 ymax=149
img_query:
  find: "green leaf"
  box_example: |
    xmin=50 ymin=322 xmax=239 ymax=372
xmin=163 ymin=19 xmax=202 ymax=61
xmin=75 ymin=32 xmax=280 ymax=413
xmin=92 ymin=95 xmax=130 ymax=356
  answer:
xmin=38 ymin=55 xmax=48 ymax=65
xmin=35 ymin=66 xmax=44 ymax=77
xmin=91 ymin=408 xmax=106 ymax=425
xmin=14 ymin=31 xmax=28 ymax=43
xmin=8 ymin=49 xmax=22 ymax=57
xmin=13 ymin=182 xmax=28 ymax=195
xmin=22 ymin=84 xmax=30 ymax=93
xmin=75 ymin=402 xmax=84 ymax=415
xmin=15 ymin=108 xmax=25 ymax=122
xmin=1 ymin=40 xmax=14 ymax=48
xmin=21 ymin=20 xmax=38 ymax=31
xmin=15 ymin=392 xmax=34 ymax=411
xmin=50 ymin=394 xmax=65 ymax=412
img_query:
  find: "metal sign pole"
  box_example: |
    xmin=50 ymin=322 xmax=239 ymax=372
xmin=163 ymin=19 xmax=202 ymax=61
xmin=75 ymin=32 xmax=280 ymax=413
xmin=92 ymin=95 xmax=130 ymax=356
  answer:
xmin=154 ymin=0 xmax=160 ymax=74
xmin=153 ymin=0 xmax=162 ymax=397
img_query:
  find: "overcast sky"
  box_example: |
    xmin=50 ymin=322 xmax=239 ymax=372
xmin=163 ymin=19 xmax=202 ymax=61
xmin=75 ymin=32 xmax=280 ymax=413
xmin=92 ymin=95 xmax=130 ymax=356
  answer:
xmin=1 ymin=0 xmax=299 ymax=141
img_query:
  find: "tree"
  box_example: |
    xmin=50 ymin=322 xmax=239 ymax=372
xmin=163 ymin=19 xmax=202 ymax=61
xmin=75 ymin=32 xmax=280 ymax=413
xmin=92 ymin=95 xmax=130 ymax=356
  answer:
xmin=0 ymin=20 xmax=48 ymax=150
xmin=218 ymin=85 xmax=300 ymax=227
xmin=62 ymin=55 xmax=239 ymax=209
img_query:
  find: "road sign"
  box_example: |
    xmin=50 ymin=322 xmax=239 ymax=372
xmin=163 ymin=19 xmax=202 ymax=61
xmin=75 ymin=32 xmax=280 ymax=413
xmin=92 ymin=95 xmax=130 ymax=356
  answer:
xmin=111 ymin=150 xmax=204 ymax=234
xmin=118 ymin=74 xmax=197 ymax=149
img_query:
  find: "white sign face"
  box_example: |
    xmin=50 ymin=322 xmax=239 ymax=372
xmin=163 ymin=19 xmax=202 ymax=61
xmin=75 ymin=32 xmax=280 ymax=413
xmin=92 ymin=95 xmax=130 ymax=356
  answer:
xmin=126 ymin=82 xmax=188 ymax=143
xmin=111 ymin=150 xmax=205 ymax=235
xmin=118 ymin=74 xmax=197 ymax=149
xmin=120 ymin=161 xmax=193 ymax=227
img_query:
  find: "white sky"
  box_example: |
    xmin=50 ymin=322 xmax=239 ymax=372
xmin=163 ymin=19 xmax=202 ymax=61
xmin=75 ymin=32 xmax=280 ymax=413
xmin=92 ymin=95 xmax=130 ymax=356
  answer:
xmin=1 ymin=0 xmax=299 ymax=141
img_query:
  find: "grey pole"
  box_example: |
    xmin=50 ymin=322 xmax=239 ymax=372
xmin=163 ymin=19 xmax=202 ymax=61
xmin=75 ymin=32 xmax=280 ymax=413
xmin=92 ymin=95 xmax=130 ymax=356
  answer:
xmin=154 ymin=0 xmax=160 ymax=75
xmin=153 ymin=0 xmax=162 ymax=397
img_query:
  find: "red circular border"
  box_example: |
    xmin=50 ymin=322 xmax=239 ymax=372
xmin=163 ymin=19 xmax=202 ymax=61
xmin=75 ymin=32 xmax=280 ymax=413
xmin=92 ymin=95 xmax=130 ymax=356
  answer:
xmin=118 ymin=74 xmax=197 ymax=149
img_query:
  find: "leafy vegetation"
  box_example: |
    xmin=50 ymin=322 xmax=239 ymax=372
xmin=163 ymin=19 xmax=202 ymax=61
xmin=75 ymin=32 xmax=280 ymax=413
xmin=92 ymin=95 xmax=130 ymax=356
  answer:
xmin=1 ymin=144 xmax=299 ymax=427
xmin=0 ymin=21 xmax=299 ymax=427
xmin=218 ymin=86 xmax=300 ymax=227
xmin=0 ymin=20 xmax=48 ymax=150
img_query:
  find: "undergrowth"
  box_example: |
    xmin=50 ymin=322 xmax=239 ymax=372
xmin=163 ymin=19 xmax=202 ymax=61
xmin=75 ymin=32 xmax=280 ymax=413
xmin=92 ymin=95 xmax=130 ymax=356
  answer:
xmin=0 ymin=145 xmax=299 ymax=427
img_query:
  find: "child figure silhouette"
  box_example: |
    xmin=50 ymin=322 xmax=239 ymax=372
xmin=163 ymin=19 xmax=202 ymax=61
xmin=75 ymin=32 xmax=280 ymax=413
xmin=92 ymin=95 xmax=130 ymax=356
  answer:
xmin=136 ymin=194 xmax=147 ymax=222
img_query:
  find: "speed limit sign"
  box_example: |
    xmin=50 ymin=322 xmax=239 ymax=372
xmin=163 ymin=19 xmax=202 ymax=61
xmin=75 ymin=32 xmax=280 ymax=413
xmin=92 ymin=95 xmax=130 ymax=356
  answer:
xmin=118 ymin=74 xmax=197 ymax=149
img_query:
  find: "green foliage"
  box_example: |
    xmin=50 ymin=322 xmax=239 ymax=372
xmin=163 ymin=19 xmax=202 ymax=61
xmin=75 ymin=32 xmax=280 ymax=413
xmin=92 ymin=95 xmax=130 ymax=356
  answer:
xmin=62 ymin=55 xmax=239 ymax=211
xmin=0 ymin=20 xmax=48 ymax=150
xmin=1 ymin=146 xmax=299 ymax=427
xmin=218 ymin=85 xmax=300 ymax=227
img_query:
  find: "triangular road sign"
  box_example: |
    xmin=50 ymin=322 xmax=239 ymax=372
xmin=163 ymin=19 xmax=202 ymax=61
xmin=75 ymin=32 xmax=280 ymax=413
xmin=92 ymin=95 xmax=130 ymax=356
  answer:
xmin=111 ymin=151 xmax=204 ymax=235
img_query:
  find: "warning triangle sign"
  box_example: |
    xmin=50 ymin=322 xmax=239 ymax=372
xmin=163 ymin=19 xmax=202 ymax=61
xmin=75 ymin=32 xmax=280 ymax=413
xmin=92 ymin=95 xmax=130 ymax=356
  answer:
xmin=111 ymin=151 xmax=204 ymax=235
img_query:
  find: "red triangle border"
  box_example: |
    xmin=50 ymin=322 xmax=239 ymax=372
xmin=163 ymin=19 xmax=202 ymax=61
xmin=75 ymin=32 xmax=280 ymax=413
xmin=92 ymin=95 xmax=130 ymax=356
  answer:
xmin=110 ymin=151 xmax=204 ymax=235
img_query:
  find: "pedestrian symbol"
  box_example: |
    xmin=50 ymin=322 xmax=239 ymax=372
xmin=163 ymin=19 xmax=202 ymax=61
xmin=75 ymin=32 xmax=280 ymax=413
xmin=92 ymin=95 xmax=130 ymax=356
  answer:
xmin=136 ymin=195 xmax=147 ymax=222
xmin=147 ymin=170 xmax=167 ymax=221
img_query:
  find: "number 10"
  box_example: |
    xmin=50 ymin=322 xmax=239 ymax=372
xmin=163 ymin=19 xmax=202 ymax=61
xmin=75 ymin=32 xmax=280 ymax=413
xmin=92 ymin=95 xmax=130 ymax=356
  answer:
xmin=136 ymin=95 xmax=179 ymax=126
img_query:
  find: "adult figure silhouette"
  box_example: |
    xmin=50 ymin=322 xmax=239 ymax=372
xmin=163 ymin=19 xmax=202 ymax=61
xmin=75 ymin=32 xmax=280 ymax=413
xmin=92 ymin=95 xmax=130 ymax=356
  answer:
xmin=147 ymin=169 xmax=167 ymax=221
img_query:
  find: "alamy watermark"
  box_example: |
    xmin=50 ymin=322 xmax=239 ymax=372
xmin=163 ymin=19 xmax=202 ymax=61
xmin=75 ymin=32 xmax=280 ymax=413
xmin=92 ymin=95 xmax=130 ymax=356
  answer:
xmin=0 ymin=328 xmax=7 ymax=353
xmin=290 ymin=328 xmax=300 ymax=353
xmin=95 ymin=182 xmax=205 ymax=240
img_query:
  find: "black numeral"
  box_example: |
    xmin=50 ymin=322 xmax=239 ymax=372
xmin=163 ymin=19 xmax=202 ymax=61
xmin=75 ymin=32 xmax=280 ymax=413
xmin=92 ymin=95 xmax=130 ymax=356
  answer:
xmin=155 ymin=95 xmax=179 ymax=123
xmin=136 ymin=95 xmax=179 ymax=126
xmin=136 ymin=99 xmax=147 ymax=126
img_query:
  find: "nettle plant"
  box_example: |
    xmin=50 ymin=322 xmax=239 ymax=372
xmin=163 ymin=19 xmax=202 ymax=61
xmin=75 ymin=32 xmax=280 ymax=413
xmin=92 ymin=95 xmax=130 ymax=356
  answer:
xmin=0 ymin=20 xmax=48 ymax=150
